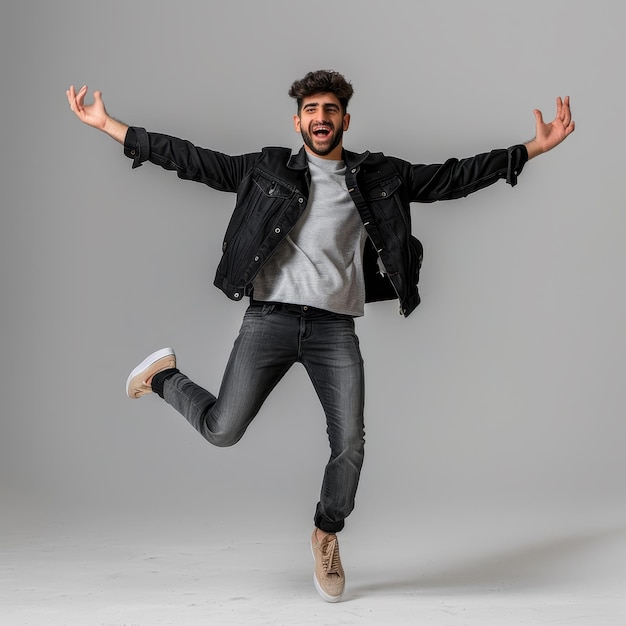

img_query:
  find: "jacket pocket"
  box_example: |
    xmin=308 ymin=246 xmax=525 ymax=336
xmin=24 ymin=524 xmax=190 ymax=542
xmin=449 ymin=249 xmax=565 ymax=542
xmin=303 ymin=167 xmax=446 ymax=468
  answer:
xmin=252 ymin=170 xmax=296 ymax=199
xmin=362 ymin=175 xmax=402 ymax=204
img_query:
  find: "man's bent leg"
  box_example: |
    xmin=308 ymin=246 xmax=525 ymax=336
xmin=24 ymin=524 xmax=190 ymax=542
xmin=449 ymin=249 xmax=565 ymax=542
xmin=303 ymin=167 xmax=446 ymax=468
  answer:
xmin=147 ymin=304 xmax=299 ymax=447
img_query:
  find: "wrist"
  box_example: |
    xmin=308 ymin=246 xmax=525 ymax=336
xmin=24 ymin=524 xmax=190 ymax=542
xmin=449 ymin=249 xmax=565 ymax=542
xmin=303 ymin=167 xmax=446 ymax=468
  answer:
xmin=524 ymin=138 xmax=543 ymax=160
xmin=102 ymin=116 xmax=129 ymax=144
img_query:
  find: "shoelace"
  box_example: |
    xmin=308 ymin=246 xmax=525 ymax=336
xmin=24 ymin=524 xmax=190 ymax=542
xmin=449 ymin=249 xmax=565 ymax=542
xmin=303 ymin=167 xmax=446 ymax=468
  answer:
xmin=322 ymin=536 xmax=341 ymax=575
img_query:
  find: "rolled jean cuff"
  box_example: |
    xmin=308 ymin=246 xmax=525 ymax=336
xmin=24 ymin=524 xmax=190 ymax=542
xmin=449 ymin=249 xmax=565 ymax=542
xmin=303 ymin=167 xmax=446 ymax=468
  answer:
xmin=315 ymin=505 xmax=345 ymax=534
xmin=151 ymin=368 xmax=180 ymax=398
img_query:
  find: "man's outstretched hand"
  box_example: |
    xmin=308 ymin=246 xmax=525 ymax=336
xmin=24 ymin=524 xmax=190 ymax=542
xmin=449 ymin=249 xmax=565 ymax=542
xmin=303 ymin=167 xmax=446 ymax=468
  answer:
xmin=525 ymin=96 xmax=575 ymax=159
xmin=66 ymin=85 xmax=128 ymax=144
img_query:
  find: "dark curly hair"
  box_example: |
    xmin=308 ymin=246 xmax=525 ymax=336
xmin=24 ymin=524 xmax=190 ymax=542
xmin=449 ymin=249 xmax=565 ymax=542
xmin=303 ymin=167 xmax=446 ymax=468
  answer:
xmin=289 ymin=70 xmax=354 ymax=113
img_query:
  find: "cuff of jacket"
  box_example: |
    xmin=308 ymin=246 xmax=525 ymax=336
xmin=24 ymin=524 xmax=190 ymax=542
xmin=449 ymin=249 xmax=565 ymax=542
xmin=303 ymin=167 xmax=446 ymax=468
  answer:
xmin=506 ymin=144 xmax=528 ymax=187
xmin=123 ymin=126 xmax=150 ymax=169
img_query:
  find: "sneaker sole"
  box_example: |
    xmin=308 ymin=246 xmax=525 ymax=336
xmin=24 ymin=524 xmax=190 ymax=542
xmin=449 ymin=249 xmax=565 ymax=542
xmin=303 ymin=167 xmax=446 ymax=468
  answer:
xmin=125 ymin=347 xmax=175 ymax=397
xmin=310 ymin=541 xmax=344 ymax=603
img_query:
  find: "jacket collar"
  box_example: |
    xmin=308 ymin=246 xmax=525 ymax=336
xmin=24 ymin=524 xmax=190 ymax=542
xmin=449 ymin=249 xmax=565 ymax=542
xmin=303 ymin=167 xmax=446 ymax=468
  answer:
xmin=287 ymin=145 xmax=371 ymax=171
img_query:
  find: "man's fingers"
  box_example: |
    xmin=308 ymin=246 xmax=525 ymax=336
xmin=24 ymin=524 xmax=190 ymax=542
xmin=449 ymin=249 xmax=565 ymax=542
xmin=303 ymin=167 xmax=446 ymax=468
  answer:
xmin=67 ymin=86 xmax=80 ymax=113
xmin=556 ymin=95 xmax=570 ymax=125
xmin=75 ymin=85 xmax=87 ymax=107
xmin=562 ymin=96 xmax=572 ymax=126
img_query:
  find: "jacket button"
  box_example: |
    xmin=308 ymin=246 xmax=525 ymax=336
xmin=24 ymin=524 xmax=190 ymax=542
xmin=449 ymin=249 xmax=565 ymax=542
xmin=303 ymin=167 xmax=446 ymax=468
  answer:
xmin=130 ymin=150 xmax=136 ymax=156
xmin=254 ymin=255 xmax=260 ymax=262
xmin=298 ymin=197 xmax=304 ymax=203
xmin=274 ymin=227 xmax=281 ymax=234
xmin=381 ymin=191 xmax=387 ymax=197
xmin=233 ymin=292 xmax=240 ymax=299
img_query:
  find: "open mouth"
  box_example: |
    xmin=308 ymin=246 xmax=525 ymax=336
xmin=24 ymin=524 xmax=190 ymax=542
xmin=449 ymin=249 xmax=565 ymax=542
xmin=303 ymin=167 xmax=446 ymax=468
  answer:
xmin=312 ymin=125 xmax=332 ymax=138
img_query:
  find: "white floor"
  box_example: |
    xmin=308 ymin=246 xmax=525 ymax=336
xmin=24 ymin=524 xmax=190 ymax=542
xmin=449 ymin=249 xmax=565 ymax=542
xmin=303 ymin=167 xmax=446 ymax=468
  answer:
xmin=2 ymin=508 xmax=625 ymax=626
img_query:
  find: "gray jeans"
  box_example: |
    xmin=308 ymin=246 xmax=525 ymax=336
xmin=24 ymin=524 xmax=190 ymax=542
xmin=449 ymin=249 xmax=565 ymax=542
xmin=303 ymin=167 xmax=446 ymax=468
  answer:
xmin=159 ymin=302 xmax=365 ymax=533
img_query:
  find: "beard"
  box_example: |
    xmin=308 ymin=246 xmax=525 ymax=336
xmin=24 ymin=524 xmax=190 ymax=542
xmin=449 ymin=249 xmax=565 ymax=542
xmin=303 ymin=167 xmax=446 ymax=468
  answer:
xmin=300 ymin=125 xmax=344 ymax=157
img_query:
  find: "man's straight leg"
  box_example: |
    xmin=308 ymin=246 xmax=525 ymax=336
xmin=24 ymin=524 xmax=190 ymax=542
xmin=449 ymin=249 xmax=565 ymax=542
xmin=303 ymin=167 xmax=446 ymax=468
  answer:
xmin=298 ymin=312 xmax=365 ymax=602
xmin=300 ymin=314 xmax=366 ymax=533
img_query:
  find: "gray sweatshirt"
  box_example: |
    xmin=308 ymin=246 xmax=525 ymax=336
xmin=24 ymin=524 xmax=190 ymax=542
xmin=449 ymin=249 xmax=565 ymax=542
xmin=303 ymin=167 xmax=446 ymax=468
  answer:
xmin=253 ymin=152 xmax=367 ymax=316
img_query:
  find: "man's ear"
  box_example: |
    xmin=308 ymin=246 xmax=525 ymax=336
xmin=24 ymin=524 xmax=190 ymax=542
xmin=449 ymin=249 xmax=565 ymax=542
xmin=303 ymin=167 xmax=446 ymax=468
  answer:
xmin=343 ymin=113 xmax=351 ymax=131
xmin=293 ymin=114 xmax=301 ymax=133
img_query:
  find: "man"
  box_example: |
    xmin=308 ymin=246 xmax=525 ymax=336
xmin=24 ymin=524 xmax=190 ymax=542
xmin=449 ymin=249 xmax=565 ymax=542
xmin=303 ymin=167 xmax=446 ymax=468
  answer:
xmin=66 ymin=70 xmax=574 ymax=602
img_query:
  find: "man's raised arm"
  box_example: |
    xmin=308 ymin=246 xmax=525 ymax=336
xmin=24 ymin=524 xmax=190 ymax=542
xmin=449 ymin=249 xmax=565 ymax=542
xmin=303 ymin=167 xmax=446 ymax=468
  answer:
xmin=66 ymin=84 xmax=128 ymax=144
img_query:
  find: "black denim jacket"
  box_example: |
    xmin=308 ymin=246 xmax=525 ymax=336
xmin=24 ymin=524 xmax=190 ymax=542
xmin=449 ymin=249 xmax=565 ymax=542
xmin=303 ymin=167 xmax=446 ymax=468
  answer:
xmin=124 ymin=127 xmax=527 ymax=317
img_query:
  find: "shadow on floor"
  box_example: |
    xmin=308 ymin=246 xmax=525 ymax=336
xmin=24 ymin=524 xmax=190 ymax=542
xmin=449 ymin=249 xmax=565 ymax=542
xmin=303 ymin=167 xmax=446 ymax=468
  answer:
xmin=348 ymin=524 xmax=626 ymax=599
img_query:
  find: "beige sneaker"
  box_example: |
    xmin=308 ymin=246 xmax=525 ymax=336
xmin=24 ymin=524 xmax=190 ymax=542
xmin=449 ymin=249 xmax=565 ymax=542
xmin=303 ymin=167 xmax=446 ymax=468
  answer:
xmin=311 ymin=529 xmax=345 ymax=602
xmin=126 ymin=348 xmax=176 ymax=399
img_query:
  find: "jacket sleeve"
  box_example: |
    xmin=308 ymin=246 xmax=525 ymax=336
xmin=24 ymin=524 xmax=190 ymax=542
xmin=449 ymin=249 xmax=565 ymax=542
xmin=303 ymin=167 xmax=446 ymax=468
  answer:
xmin=401 ymin=144 xmax=528 ymax=203
xmin=123 ymin=126 xmax=260 ymax=193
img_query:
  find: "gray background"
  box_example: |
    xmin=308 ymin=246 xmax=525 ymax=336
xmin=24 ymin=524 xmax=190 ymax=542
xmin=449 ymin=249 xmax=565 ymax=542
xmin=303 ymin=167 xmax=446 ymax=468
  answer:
xmin=1 ymin=0 xmax=625 ymax=622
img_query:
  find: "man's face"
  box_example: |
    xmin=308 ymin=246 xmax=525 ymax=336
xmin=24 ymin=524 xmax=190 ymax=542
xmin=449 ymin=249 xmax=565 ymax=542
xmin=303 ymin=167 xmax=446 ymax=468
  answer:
xmin=293 ymin=92 xmax=350 ymax=159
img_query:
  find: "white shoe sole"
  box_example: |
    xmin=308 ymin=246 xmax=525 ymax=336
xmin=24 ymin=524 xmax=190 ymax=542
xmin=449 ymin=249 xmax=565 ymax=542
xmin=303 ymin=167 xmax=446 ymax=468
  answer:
xmin=125 ymin=347 xmax=175 ymax=397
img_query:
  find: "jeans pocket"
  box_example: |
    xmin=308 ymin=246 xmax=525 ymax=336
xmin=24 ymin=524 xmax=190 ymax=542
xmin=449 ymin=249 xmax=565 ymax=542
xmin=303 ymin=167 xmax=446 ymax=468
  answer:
xmin=245 ymin=303 xmax=276 ymax=318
